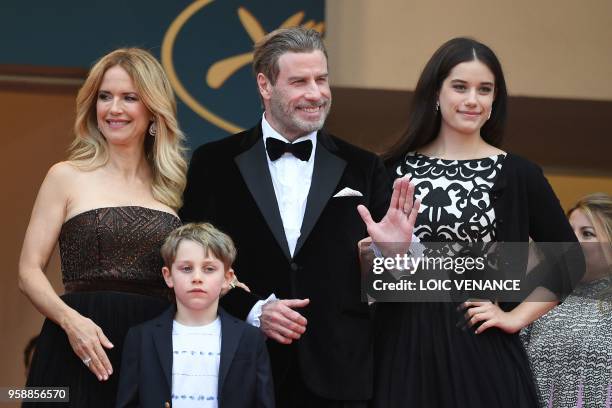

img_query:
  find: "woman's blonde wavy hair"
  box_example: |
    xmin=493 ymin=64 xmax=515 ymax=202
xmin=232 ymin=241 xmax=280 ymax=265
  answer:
xmin=568 ymin=192 xmax=612 ymax=311
xmin=69 ymin=47 xmax=187 ymax=210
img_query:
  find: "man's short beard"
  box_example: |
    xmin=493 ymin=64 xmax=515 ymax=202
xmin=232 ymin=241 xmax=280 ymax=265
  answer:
xmin=291 ymin=105 xmax=330 ymax=133
xmin=269 ymin=95 xmax=332 ymax=138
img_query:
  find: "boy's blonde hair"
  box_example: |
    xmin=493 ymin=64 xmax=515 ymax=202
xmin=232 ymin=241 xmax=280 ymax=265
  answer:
xmin=161 ymin=223 xmax=236 ymax=269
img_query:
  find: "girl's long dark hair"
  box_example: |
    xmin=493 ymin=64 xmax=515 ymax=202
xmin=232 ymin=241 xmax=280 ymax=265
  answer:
xmin=384 ymin=37 xmax=508 ymax=165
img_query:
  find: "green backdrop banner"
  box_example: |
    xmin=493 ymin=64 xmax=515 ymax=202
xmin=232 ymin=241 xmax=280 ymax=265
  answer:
xmin=1 ymin=0 xmax=325 ymax=150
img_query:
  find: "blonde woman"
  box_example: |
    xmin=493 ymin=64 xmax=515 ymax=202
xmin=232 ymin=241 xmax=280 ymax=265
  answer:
xmin=523 ymin=193 xmax=612 ymax=407
xmin=19 ymin=48 xmax=187 ymax=407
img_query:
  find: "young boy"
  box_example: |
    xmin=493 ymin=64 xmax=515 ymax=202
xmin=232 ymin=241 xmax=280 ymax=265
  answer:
xmin=116 ymin=223 xmax=274 ymax=408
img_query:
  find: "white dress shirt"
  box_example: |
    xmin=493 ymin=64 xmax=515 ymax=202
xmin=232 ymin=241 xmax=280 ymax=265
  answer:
xmin=261 ymin=113 xmax=317 ymax=256
xmin=246 ymin=113 xmax=317 ymax=326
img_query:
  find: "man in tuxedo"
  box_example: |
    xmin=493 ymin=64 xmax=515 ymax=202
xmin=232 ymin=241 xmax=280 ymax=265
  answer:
xmin=180 ymin=27 xmax=416 ymax=407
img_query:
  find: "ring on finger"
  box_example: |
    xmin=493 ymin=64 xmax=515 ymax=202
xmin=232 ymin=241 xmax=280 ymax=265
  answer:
xmin=82 ymin=356 xmax=92 ymax=367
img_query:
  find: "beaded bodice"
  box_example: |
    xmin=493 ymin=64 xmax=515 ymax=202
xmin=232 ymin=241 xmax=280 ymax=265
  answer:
xmin=59 ymin=206 xmax=181 ymax=290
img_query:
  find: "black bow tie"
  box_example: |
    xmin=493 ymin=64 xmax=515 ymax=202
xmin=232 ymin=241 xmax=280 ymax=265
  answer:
xmin=265 ymin=138 xmax=313 ymax=161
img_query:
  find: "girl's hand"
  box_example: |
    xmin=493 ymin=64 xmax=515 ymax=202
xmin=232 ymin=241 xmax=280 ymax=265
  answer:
xmin=461 ymin=299 xmax=525 ymax=334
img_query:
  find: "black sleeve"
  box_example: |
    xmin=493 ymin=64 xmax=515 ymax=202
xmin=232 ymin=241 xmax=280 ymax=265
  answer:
xmin=369 ymin=155 xmax=393 ymax=222
xmin=179 ymin=147 xmax=215 ymax=223
xmin=115 ymin=327 xmax=141 ymax=408
xmin=525 ymin=163 xmax=585 ymax=298
xmin=220 ymin=288 xmax=264 ymax=321
xmin=527 ymin=163 xmax=575 ymax=243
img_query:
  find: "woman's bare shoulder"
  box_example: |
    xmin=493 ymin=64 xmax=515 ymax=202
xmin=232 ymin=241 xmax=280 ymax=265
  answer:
xmin=48 ymin=161 xmax=80 ymax=176
xmin=47 ymin=161 xmax=93 ymax=182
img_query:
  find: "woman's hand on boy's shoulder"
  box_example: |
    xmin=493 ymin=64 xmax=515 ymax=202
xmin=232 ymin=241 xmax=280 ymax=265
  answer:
xmin=221 ymin=275 xmax=251 ymax=296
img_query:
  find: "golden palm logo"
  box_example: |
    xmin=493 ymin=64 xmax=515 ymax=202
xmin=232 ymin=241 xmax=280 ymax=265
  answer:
xmin=162 ymin=1 xmax=324 ymax=133
xmin=207 ymin=7 xmax=324 ymax=89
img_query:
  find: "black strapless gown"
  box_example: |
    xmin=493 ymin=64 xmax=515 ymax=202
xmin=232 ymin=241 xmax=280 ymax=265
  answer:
xmin=25 ymin=206 xmax=181 ymax=407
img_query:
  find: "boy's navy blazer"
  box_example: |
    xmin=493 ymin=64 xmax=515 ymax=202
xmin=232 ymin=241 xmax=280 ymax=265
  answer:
xmin=116 ymin=306 xmax=274 ymax=408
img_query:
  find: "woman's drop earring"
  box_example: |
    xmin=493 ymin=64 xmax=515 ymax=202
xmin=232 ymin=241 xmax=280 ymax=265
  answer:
xmin=148 ymin=122 xmax=157 ymax=137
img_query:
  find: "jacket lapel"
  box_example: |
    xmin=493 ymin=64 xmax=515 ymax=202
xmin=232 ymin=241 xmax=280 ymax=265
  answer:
xmin=217 ymin=309 xmax=244 ymax=394
xmin=294 ymin=132 xmax=346 ymax=256
xmin=152 ymin=306 xmax=175 ymax=390
xmin=235 ymin=125 xmax=291 ymax=260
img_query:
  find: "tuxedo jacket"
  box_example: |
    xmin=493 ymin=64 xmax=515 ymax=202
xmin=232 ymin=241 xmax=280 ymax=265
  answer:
xmin=180 ymin=124 xmax=391 ymax=400
xmin=115 ymin=307 xmax=274 ymax=408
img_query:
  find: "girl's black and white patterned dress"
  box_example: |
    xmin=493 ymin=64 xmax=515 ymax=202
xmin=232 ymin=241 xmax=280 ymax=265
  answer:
xmin=372 ymin=152 xmax=539 ymax=408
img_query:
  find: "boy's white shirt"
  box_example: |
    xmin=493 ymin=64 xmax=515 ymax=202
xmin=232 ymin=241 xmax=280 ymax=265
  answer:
xmin=171 ymin=317 xmax=222 ymax=407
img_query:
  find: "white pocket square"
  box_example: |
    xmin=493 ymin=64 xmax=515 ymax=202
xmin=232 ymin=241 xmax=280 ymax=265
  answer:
xmin=333 ymin=187 xmax=363 ymax=197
